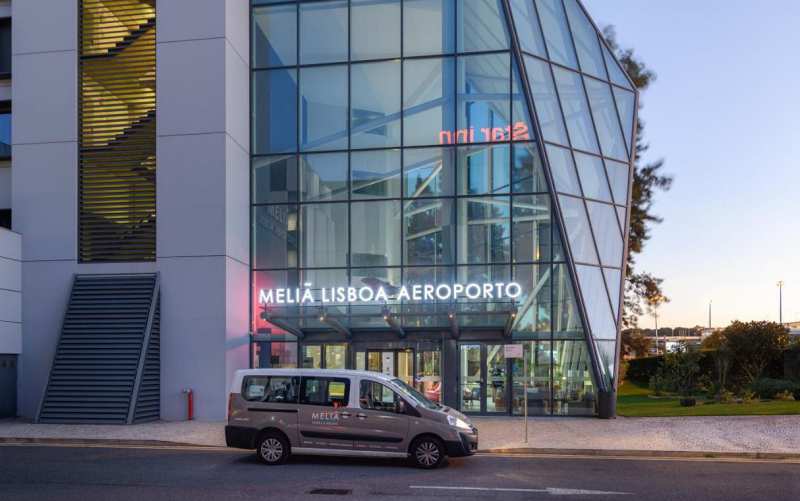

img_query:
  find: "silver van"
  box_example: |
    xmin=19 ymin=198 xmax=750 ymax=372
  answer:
xmin=225 ymin=368 xmax=478 ymax=468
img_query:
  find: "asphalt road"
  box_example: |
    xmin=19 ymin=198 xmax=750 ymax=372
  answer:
xmin=1 ymin=444 xmax=799 ymax=501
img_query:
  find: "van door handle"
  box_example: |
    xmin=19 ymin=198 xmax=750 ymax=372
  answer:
xmin=356 ymin=413 xmax=367 ymax=420
xmin=340 ymin=411 xmax=351 ymax=418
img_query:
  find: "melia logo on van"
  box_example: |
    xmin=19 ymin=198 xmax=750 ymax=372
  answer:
xmin=311 ymin=411 xmax=340 ymax=426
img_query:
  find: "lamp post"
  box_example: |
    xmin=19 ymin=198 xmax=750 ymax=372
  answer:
xmin=777 ymin=281 xmax=784 ymax=325
xmin=708 ymin=300 xmax=712 ymax=330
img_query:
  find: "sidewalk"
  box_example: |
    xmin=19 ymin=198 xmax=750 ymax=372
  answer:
xmin=2 ymin=415 xmax=800 ymax=455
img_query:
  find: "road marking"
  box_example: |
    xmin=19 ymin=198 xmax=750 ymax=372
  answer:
xmin=409 ymin=485 xmax=632 ymax=496
xmin=474 ymin=452 xmax=800 ymax=465
xmin=0 ymin=442 xmax=237 ymax=453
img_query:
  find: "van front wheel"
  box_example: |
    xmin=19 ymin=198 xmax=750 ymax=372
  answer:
xmin=257 ymin=432 xmax=289 ymax=465
xmin=410 ymin=436 xmax=445 ymax=469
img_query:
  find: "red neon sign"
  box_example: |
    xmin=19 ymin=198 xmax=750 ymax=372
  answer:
xmin=438 ymin=121 xmax=530 ymax=145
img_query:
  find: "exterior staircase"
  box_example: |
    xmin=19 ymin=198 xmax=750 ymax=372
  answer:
xmin=37 ymin=274 xmax=161 ymax=424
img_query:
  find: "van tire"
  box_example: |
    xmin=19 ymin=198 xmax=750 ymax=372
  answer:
xmin=256 ymin=431 xmax=289 ymax=465
xmin=410 ymin=436 xmax=445 ymax=469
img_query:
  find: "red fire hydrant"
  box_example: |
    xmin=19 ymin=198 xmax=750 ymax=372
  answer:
xmin=182 ymin=388 xmax=194 ymax=420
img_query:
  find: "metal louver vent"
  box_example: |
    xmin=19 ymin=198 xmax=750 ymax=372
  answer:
xmin=79 ymin=0 xmax=157 ymax=262
xmin=37 ymin=274 xmax=160 ymax=424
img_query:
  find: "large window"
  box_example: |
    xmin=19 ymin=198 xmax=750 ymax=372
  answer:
xmin=0 ymin=101 xmax=9 ymax=159
xmin=0 ymin=18 xmax=9 ymax=77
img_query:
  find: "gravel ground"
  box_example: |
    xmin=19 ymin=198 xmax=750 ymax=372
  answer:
xmin=2 ymin=415 xmax=799 ymax=453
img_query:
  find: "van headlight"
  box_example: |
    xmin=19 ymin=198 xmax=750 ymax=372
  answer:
xmin=447 ymin=415 xmax=472 ymax=430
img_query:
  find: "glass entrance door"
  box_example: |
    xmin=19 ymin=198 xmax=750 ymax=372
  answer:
xmin=357 ymin=349 xmax=415 ymax=387
xmin=459 ymin=343 xmax=509 ymax=414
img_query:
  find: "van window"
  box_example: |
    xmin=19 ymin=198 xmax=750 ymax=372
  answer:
xmin=300 ymin=377 xmax=350 ymax=408
xmin=359 ymin=380 xmax=399 ymax=413
xmin=242 ymin=376 xmax=299 ymax=403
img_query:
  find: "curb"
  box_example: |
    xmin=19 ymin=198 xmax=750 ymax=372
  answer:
xmin=0 ymin=437 xmax=222 ymax=448
xmin=483 ymin=447 xmax=800 ymax=461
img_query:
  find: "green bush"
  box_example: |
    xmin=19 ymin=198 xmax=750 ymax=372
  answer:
xmin=775 ymin=390 xmax=795 ymax=401
xmin=749 ymin=378 xmax=799 ymax=399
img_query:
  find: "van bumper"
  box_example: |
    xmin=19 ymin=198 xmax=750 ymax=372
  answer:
xmin=445 ymin=431 xmax=478 ymax=457
xmin=225 ymin=425 xmax=257 ymax=450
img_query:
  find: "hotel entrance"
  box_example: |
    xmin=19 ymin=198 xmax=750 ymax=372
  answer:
xmin=355 ymin=347 xmax=442 ymax=405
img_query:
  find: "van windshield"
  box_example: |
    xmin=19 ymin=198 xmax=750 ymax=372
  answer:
xmin=391 ymin=378 xmax=440 ymax=410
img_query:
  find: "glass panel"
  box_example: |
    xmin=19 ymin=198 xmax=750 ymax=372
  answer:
xmin=616 ymin=205 xmax=626 ymax=232
xmin=351 ymin=61 xmax=401 ymax=149
xmin=403 ymin=57 xmax=456 ymax=147
xmin=575 ymin=264 xmax=616 ymax=340
xmin=512 ymin=142 xmax=547 ymax=194
xmin=562 ymin=0 xmax=606 ymax=79
xmin=595 ymin=340 xmax=617 ymax=387
xmin=552 ymin=263 xmax=583 ymax=337
xmin=510 ymin=0 xmax=547 ymax=57
xmin=513 ymin=195 xmax=552 ymax=263
xmin=253 ymin=155 xmax=298 ymax=204
xmin=512 ymin=341 xmax=551 ymax=416
xmin=397 ymin=350 xmax=414 ymax=387
xmin=511 ymin=58 xmax=534 ymax=141
xmin=404 ymin=198 xmax=455 ymax=265
xmin=299 ymin=0 xmax=347 ymax=64
xmin=605 ymin=159 xmax=629 ymax=206
xmin=513 ymin=264 xmax=552 ymax=335
xmin=252 ymin=4 xmax=297 ymax=68
xmin=299 ymin=152 xmax=347 ymax=202
xmin=602 ymin=42 xmax=632 ymax=90
xmin=368 ymin=351 xmax=382 ymax=372
xmin=253 ymin=269 xmax=300 ymax=332
xmin=613 ymin=86 xmax=636 ymax=153
xmin=574 ymin=151 xmax=611 ymax=202
xmin=457 ymin=144 xmax=510 ymax=195
xmin=457 ymin=53 xmax=511 ymax=141
xmin=459 ymin=344 xmax=482 ymax=413
xmin=416 ymin=350 xmax=442 ymax=403
xmin=301 ymin=268 xmax=348 ymax=307
xmin=536 ymin=0 xmax=578 ymax=69
xmin=360 ymin=380 xmax=399 ymax=411
xmin=486 ymin=345 xmax=507 ymax=413
xmin=351 ymin=266 xmax=401 ymax=293
xmin=253 ymin=68 xmax=297 ymax=154
xmin=403 ymin=0 xmax=455 ymax=57
xmin=325 ymin=344 xmax=347 ymax=369
xmin=356 ymin=351 xmax=366 ymax=371
xmin=558 ymin=195 xmax=597 ymax=264
xmin=352 ymin=149 xmax=401 ymax=199
xmin=552 ymin=340 xmax=596 ymax=415
xmin=351 ymin=0 xmax=400 ymax=61
xmin=302 ymin=345 xmax=322 ymax=368
xmin=300 ymin=65 xmax=348 ymax=151
xmin=524 ymin=56 xmax=568 ymax=146
xmin=586 ymin=200 xmax=622 ymax=267
xmin=270 ymin=342 xmax=299 ymax=368
xmin=584 ymin=77 xmax=627 ymax=161
xmin=457 ymin=0 xmax=510 ymax=53
xmin=0 ymin=111 xmax=9 ymax=158
xmin=301 ymin=203 xmax=349 ymax=267
xmin=552 ymin=66 xmax=599 ymax=154
xmin=552 ymin=222 xmax=566 ymax=262
xmin=545 ymin=144 xmax=580 ymax=196
xmin=457 ymin=196 xmax=511 ymax=264
xmin=404 ymin=146 xmax=455 ymax=198
xmin=603 ymin=267 xmax=622 ymax=318
xmin=253 ymin=205 xmax=299 ymax=269
xmin=351 ymin=200 xmax=402 ymax=266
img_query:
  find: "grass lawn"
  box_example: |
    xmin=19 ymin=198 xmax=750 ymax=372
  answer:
xmin=617 ymin=381 xmax=800 ymax=417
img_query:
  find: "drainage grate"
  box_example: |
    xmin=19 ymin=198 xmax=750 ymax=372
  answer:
xmin=308 ymin=488 xmax=352 ymax=496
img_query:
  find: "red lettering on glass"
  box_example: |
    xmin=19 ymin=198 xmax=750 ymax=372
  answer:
xmin=438 ymin=121 xmax=530 ymax=144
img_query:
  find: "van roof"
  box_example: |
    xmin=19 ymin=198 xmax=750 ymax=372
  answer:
xmin=232 ymin=368 xmax=397 ymax=385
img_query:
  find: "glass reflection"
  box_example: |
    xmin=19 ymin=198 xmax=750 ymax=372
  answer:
xmin=253 ymin=68 xmax=297 ymax=154
xmin=575 ymin=264 xmax=616 ymax=340
xmin=584 ymin=77 xmax=627 ymax=161
xmin=573 ymin=151 xmax=611 ymax=202
xmin=252 ymin=4 xmax=297 ymax=68
xmin=351 ymin=149 xmax=401 ymax=199
xmin=510 ymin=0 xmax=547 ymax=57
xmin=552 ymin=263 xmax=583 ymax=338
xmin=585 ymin=200 xmax=622 ymax=267
xmin=536 ymin=0 xmax=578 ymax=69
xmin=403 ymin=57 xmax=455 ymax=147
xmin=403 ymin=198 xmax=455 ymax=265
xmin=253 ymin=155 xmax=298 ymax=204
xmin=300 ymin=0 xmax=348 ymax=64
xmin=512 ymin=195 xmax=552 ymax=263
xmin=524 ymin=56 xmax=568 ymax=146
xmin=351 ymin=200 xmax=402 ymax=267
xmin=552 ymin=66 xmax=599 ymax=154
xmin=563 ymin=0 xmax=606 ymax=79
xmin=558 ymin=195 xmax=598 ymax=265
xmin=351 ymin=0 xmax=400 ymax=60
xmin=403 ymin=147 xmax=455 ymax=198
xmin=513 ymin=264 xmax=552 ymax=335
xmin=300 ymin=152 xmax=348 ymax=201
xmin=300 ymin=65 xmax=348 ymax=151
xmin=403 ymin=0 xmax=455 ymax=57
xmin=253 ymin=205 xmax=299 ymax=269
xmin=512 ymin=143 xmax=547 ymax=194
xmin=301 ymin=203 xmax=349 ymax=267
xmin=457 ymin=53 xmax=511 ymax=140
xmin=457 ymin=0 xmax=510 ymax=52
xmin=351 ymin=61 xmax=401 ymax=149
xmin=457 ymin=197 xmax=511 ymax=264
xmin=457 ymin=144 xmax=510 ymax=195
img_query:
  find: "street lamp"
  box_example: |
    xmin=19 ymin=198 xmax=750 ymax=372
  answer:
xmin=708 ymin=299 xmax=712 ymax=330
xmin=777 ymin=281 xmax=784 ymax=325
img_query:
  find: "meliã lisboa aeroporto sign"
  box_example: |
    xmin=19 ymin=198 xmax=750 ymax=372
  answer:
xmin=259 ymin=281 xmax=523 ymax=306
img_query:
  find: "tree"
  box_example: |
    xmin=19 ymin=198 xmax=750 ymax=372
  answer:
xmin=620 ymin=329 xmax=651 ymax=358
xmin=603 ymin=27 xmax=674 ymax=328
xmin=721 ymin=321 xmax=791 ymax=386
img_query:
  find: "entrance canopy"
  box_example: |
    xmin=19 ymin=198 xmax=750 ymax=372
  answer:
xmin=260 ymin=300 xmax=519 ymax=339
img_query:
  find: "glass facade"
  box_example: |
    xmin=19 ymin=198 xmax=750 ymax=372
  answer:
xmin=250 ymin=0 xmax=635 ymax=416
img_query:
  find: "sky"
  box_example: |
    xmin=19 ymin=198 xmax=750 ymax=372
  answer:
xmin=581 ymin=0 xmax=800 ymax=328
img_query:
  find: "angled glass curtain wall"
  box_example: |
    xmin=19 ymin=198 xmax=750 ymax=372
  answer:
xmin=508 ymin=0 xmax=637 ymax=388
xmin=250 ymin=0 xmax=635 ymax=396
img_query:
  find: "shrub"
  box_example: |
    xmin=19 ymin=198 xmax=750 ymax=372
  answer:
xmin=739 ymin=390 xmax=757 ymax=403
xmin=749 ymin=378 xmax=799 ymax=399
xmin=775 ymin=390 xmax=795 ymax=401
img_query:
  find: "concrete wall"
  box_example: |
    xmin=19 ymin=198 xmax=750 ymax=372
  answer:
xmin=0 ymin=228 xmax=21 ymax=356
xmin=12 ymin=0 xmax=251 ymax=421
xmin=156 ymin=0 xmax=250 ymax=421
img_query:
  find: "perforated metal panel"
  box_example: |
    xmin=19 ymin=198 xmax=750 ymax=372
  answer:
xmin=79 ymin=0 xmax=156 ymax=262
xmin=38 ymin=274 xmax=160 ymax=424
